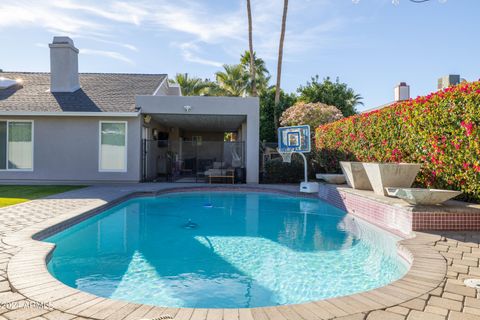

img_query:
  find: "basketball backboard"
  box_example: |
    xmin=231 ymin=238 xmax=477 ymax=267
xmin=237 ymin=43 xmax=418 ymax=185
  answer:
xmin=278 ymin=125 xmax=311 ymax=153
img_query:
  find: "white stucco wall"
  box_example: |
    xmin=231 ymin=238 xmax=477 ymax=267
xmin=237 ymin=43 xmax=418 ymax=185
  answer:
xmin=0 ymin=116 xmax=141 ymax=184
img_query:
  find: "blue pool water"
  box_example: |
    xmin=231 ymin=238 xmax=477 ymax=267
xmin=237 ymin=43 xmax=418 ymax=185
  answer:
xmin=46 ymin=192 xmax=408 ymax=308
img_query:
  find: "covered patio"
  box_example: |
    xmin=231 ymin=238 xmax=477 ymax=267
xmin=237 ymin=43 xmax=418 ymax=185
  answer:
xmin=136 ymin=96 xmax=259 ymax=184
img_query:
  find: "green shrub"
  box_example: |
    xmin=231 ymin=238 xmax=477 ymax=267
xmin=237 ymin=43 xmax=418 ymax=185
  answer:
xmin=264 ymin=156 xmax=305 ymax=183
xmin=315 ymin=81 xmax=480 ymax=202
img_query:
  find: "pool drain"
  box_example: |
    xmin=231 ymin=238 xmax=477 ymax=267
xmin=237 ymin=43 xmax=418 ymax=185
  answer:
xmin=182 ymin=219 xmax=198 ymax=229
xmin=464 ymin=279 xmax=480 ymax=290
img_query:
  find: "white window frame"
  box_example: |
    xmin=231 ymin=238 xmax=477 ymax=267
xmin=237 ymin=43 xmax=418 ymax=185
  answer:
xmin=0 ymin=119 xmax=34 ymax=172
xmin=98 ymin=121 xmax=128 ymax=173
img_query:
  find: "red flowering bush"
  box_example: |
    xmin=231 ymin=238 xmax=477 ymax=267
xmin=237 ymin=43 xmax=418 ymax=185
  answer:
xmin=315 ymin=81 xmax=480 ymax=202
xmin=280 ymin=102 xmax=343 ymax=129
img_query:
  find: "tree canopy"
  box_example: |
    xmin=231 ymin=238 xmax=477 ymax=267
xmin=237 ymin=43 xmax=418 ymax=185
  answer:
xmin=260 ymin=87 xmax=297 ymax=142
xmin=240 ymin=51 xmax=271 ymax=95
xmin=280 ymin=102 xmax=343 ymax=129
xmin=297 ymin=76 xmax=363 ymax=117
xmin=170 ymin=54 xmax=364 ymax=142
xmin=215 ymin=64 xmax=248 ymax=97
xmin=169 ymin=73 xmax=211 ymax=96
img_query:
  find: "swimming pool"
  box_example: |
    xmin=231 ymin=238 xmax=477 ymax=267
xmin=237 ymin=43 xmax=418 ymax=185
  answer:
xmin=45 ymin=191 xmax=409 ymax=308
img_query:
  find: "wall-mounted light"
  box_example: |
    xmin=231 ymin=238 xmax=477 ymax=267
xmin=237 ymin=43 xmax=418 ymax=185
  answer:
xmin=144 ymin=115 xmax=152 ymax=124
xmin=184 ymin=105 xmax=192 ymax=112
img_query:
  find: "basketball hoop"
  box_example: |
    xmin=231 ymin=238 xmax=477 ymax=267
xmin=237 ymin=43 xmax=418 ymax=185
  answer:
xmin=277 ymin=125 xmax=309 ymax=165
xmin=277 ymin=125 xmax=319 ymax=193
xmin=277 ymin=148 xmax=293 ymax=163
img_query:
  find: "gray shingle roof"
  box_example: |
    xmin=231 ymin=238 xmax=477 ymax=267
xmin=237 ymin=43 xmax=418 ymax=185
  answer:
xmin=0 ymin=72 xmax=166 ymax=113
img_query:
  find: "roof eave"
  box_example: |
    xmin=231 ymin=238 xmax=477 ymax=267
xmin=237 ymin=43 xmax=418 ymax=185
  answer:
xmin=0 ymin=111 xmax=140 ymax=117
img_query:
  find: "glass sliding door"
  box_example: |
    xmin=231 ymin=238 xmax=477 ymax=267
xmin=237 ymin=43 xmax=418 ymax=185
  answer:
xmin=99 ymin=121 xmax=127 ymax=172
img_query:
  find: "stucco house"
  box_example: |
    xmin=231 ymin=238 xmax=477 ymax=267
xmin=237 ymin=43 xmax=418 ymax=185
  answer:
xmin=0 ymin=37 xmax=259 ymax=184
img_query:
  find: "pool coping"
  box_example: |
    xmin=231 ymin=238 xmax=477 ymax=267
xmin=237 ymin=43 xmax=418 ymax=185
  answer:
xmin=4 ymin=186 xmax=447 ymax=320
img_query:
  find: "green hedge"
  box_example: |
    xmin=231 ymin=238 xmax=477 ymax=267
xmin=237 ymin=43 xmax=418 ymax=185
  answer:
xmin=315 ymin=81 xmax=480 ymax=202
xmin=264 ymin=154 xmax=320 ymax=183
xmin=264 ymin=156 xmax=313 ymax=183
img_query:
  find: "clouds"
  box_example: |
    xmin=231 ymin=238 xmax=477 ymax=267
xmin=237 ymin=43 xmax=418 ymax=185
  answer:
xmin=176 ymin=42 xmax=223 ymax=67
xmin=0 ymin=0 xmax=347 ymax=67
xmin=149 ymin=1 xmax=244 ymax=43
xmin=80 ymin=49 xmax=134 ymax=65
xmin=52 ymin=0 xmax=147 ymax=26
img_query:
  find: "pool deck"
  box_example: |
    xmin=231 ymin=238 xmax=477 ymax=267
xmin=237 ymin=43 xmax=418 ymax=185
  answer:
xmin=0 ymin=184 xmax=479 ymax=320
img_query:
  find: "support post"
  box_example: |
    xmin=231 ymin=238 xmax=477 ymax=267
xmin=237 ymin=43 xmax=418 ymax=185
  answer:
xmin=298 ymin=152 xmax=308 ymax=183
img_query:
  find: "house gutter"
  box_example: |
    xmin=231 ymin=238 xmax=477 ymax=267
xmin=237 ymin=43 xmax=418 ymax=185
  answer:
xmin=0 ymin=111 xmax=140 ymax=117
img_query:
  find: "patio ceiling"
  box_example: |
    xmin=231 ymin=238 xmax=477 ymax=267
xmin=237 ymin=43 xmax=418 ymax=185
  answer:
xmin=149 ymin=114 xmax=246 ymax=132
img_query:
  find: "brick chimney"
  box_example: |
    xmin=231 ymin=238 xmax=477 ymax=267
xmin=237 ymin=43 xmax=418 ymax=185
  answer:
xmin=49 ymin=36 xmax=80 ymax=92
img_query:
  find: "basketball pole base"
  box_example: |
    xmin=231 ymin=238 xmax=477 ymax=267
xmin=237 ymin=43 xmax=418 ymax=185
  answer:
xmin=300 ymin=182 xmax=319 ymax=193
xmin=297 ymin=152 xmax=319 ymax=193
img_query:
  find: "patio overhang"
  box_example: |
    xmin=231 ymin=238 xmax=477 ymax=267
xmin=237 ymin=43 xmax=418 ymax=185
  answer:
xmin=137 ymin=95 xmax=258 ymax=115
xmin=148 ymin=114 xmax=246 ymax=132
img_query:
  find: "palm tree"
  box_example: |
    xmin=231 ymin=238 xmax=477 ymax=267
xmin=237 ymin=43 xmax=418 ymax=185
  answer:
xmin=169 ymin=73 xmax=211 ymax=96
xmin=246 ymin=0 xmax=257 ymax=96
xmin=198 ymin=79 xmax=223 ymax=97
xmin=240 ymin=51 xmax=271 ymax=94
xmin=274 ymin=0 xmax=289 ymax=130
xmin=348 ymin=93 xmax=364 ymax=111
xmin=215 ymin=64 xmax=248 ymax=97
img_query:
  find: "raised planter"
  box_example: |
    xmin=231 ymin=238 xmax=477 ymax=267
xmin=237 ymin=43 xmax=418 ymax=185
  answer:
xmin=387 ymin=188 xmax=462 ymax=205
xmin=363 ymin=162 xmax=421 ymax=196
xmin=315 ymin=173 xmax=346 ymax=184
xmin=340 ymin=161 xmax=372 ymax=190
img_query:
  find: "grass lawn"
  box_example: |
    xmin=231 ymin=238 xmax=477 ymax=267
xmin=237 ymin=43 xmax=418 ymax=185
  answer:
xmin=0 ymin=185 xmax=85 ymax=208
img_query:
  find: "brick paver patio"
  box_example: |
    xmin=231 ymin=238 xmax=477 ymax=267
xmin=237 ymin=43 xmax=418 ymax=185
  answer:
xmin=0 ymin=184 xmax=478 ymax=320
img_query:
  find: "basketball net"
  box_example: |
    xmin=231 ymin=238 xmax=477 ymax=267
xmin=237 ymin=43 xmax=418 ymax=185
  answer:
xmin=277 ymin=148 xmax=293 ymax=163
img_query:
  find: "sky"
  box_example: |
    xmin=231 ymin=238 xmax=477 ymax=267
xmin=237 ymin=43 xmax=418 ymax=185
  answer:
xmin=0 ymin=0 xmax=478 ymax=111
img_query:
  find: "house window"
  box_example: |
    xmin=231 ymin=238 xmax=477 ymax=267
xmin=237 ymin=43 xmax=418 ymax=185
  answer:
xmin=192 ymin=135 xmax=202 ymax=146
xmin=99 ymin=121 xmax=127 ymax=172
xmin=0 ymin=121 xmax=33 ymax=171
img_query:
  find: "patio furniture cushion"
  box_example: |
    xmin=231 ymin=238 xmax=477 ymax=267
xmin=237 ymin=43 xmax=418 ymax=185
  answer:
xmin=213 ymin=161 xmax=225 ymax=169
xmin=204 ymin=168 xmax=234 ymax=176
